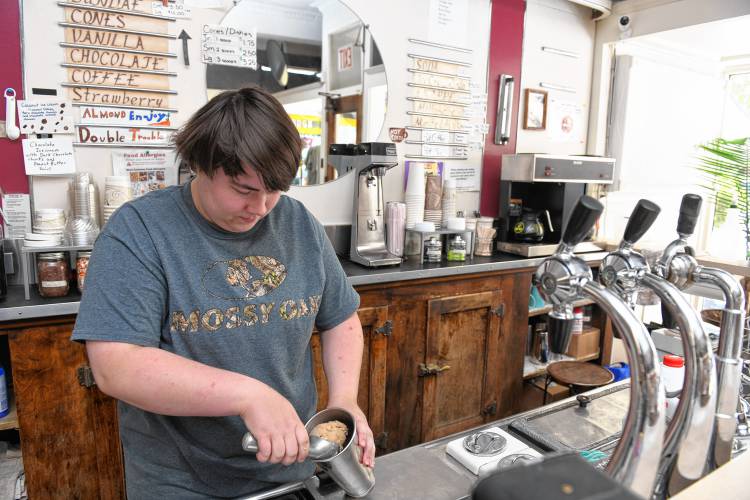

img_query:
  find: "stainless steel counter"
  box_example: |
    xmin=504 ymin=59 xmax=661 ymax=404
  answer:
xmin=0 ymin=252 xmax=607 ymax=322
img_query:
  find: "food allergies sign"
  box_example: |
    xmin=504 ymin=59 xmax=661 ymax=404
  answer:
xmin=78 ymin=105 xmax=172 ymax=127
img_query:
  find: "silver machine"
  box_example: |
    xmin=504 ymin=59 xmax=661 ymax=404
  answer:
xmin=598 ymin=199 xmax=717 ymax=496
xmin=328 ymin=142 xmax=402 ymax=268
xmin=533 ymin=195 xmax=666 ymax=499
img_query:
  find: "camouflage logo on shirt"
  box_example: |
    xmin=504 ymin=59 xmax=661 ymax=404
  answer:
xmin=203 ymin=255 xmax=287 ymax=300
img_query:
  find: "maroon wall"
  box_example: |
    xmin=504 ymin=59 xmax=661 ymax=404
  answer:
xmin=480 ymin=0 xmax=525 ymax=217
xmin=0 ymin=1 xmax=28 ymax=195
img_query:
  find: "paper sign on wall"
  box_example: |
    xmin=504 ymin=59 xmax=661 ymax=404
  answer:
xmin=22 ymin=137 xmax=76 ymax=175
xmin=548 ymin=98 xmax=585 ymax=145
xmin=428 ymin=0 xmax=469 ymax=49
xmin=17 ymin=100 xmax=74 ymax=134
xmin=79 ymin=106 xmax=172 ymax=127
xmin=112 ymin=150 xmax=178 ymax=198
xmin=152 ymin=0 xmax=192 ymax=18
xmin=444 ymin=164 xmax=480 ymax=192
xmin=76 ymin=125 xmax=173 ymax=147
xmin=201 ymin=24 xmax=257 ymax=69
xmin=1 ymin=194 xmax=32 ymax=239
xmin=337 ymin=44 xmax=353 ymax=71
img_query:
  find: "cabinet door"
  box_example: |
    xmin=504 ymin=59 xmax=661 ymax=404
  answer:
xmin=421 ymin=290 xmax=504 ymax=441
xmin=9 ymin=322 xmax=124 ymax=499
xmin=311 ymin=305 xmax=389 ymax=452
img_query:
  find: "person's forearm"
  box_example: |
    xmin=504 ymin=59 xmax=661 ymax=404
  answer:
xmin=87 ymin=342 xmax=264 ymax=418
xmin=320 ymin=313 xmax=364 ymax=403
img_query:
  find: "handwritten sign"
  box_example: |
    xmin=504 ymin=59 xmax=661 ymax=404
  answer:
xmin=411 ymin=115 xmax=464 ymax=131
xmin=412 ymin=72 xmax=470 ymax=91
xmin=421 ymin=144 xmax=468 ymax=158
xmin=412 ymin=101 xmax=466 ymax=118
xmin=63 ymin=7 xmax=171 ymax=33
xmin=64 ymin=28 xmax=170 ymax=52
xmin=22 ymin=137 xmax=76 ymax=175
xmin=411 ymin=86 xmax=470 ymax=103
xmin=79 ymin=105 xmax=172 ymax=127
xmin=337 ymin=44 xmax=353 ymax=72
xmin=201 ymin=24 xmax=257 ymax=69
xmin=66 ymin=68 xmax=171 ymax=90
xmin=152 ymin=0 xmax=191 ymax=18
xmin=413 ymin=57 xmax=469 ymax=77
xmin=76 ymin=125 xmax=173 ymax=146
xmin=64 ymin=47 xmax=170 ymax=72
xmin=66 ymin=0 xmax=155 ymax=14
xmin=17 ymin=100 xmax=74 ymax=134
xmin=68 ymin=86 xmax=170 ymax=108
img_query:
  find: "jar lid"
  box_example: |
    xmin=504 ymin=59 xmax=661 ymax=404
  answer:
xmin=663 ymin=355 xmax=684 ymax=368
xmin=77 ymin=251 xmax=92 ymax=258
xmin=38 ymin=252 xmax=65 ymax=260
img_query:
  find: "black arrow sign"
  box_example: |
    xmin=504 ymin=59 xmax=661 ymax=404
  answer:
xmin=178 ymin=29 xmax=191 ymax=66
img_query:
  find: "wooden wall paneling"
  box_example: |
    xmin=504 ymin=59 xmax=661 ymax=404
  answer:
xmin=8 ymin=322 xmax=124 ymax=499
xmin=421 ymin=290 xmax=504 ymax=441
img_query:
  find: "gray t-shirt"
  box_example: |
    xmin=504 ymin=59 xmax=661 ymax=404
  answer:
xmin=72 ymin=182 xmax=359 ymax=499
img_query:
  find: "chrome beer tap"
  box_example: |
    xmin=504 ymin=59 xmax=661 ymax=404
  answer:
xmin=599 ymin=199 xmax=717 ymax=496
xmin=654 ymin=194 xmax=747 ymax=471
xmin=535 ymin=196 xmax=665 ymax=499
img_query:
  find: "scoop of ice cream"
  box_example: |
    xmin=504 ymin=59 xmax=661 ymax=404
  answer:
xmin=311 ymin=420 xmax=348 ymax=447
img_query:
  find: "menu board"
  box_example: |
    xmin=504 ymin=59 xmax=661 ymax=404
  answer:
xmin=201 ymin=24 xmax=257 ymax=69
xmin=59 ymin=1 xmax=178 ymax=147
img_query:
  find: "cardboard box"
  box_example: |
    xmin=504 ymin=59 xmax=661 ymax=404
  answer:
xmin=566 ymin=326 xmax=601 ymax=359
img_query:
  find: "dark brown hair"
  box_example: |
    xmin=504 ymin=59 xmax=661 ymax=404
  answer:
xmin=173 ymin=87 xmax=302 ymax=191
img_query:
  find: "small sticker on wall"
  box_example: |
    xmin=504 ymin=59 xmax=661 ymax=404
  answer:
xmin=17 ymin=100 xmax=73 ymax=134
xmin=389 ymin=128 xmax=408 ymax=143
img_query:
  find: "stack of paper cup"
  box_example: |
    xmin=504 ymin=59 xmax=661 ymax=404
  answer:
xmin=405 ymin=164 xmax=426 ymax=229
xmin=442 ymin=178 xmax=457 ymax=227
xmin=71 ymin=172 xmax=99 ymax=225
xmin=32 ymin=208 xmax=66 ymax=237
xmin=103 ymin=176 xmax=133 ymax=225
xmin=385 ymin=202 xmax=406 ymax=257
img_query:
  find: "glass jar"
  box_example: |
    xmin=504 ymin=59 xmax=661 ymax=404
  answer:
xmin=447 ymin=235 xmax=467 ymax=262
xmin=76 ymin=251 xmax=92 ymax=293
xmin=424 ymin=236 xmax=442 ymax=263
xmin=37 ymin=252 xmax=70 ymax=298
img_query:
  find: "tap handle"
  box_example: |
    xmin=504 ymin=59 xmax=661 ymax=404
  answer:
xmin=623 ymin=199 xmax=661 ymax=245
xmin=676 ymin=194 xmax=702 ymax=236
xmin=562 ymin=195 xmax=604 ymax=247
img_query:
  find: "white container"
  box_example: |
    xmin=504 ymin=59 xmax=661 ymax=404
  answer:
xmin=662 ymin=354 xmax=685 ymax=421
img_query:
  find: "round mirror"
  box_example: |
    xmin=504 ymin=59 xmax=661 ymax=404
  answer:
xmin=206 ymin=0 xmax=388 ymax=187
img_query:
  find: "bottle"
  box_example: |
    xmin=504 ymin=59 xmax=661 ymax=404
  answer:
xmin=662 ymin=354 xmax=685 ymax=421
xmin=572 ymin=307 xmax=584 ymax=335
xmin=447 ymin=235 xmax=467 ymax=262
xmin=424 ymin=236 xmax=442 ymax=263
xmin=0 ymin=366 xmax=9 ymax=418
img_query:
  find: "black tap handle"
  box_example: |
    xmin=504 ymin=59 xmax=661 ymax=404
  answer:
xmin=676 ymin=194 xmax=702 ymax=236
xmin=562 ymin=195 xmax=604 ymax=247
xmin=623 ymin=199 xmax=661 ymax=245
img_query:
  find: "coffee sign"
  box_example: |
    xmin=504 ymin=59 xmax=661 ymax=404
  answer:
xmin=388 ymin=127 xmax=408 ymax=143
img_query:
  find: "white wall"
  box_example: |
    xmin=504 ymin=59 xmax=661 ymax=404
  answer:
xmin=22 ymin=0 xmax=492 ymax=226
xmin=588 ymin=0 xmax=750 ymax=156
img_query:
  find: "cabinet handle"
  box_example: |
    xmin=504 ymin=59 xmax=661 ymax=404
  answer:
xmin=375 ymin=320 xmax=393 ymax=337
xmin=494 ymin=74 xmax=514 ymax=145
xmin=418 ymin=363 xmax=451 ymax=377
xmin=77 ymin=365 xmax=97 ymax=388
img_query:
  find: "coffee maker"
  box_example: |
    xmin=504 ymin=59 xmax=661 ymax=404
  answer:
xmin=329 ymin=142 xmax=402 ymax=267
xmin=497 ymin=154 xmax=615 ymax=257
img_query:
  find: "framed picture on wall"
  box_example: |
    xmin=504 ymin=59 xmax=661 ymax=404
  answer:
xmin=523 ymin=89 xmax=548 ymax=130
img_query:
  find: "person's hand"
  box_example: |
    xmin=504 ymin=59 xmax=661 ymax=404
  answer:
xmin=239 ymin=384 xmax=309 ymax=466
xmin=328 ymin=398 xmax=375 ymax=468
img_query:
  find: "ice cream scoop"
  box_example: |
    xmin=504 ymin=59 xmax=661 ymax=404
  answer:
xmin=241 ymin=432 xmax=341 ymax=461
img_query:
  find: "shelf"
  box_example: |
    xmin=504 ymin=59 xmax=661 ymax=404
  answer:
xmin=0 ymin=397 xmax=19 ymax=431
xmin=21 ymin=244 xmax=93 ymax=254
xmin=528 ymin=298 xmax=595 ymax=318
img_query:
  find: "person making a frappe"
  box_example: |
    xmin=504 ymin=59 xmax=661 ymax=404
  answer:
xmin=71 ymin=86 xmax=375 ymax=499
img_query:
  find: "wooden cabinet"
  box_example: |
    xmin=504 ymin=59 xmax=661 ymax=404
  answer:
xmin=311 ymin=305 xmax=390 ymax=454
xmin=3 ymin=317 xmax=124 ymax=500
xmin=421 ymin=290 xmax=504 ymax=441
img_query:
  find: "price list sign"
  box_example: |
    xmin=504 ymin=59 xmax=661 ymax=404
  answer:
xmin=201 ymin=25 xmax=257 ymax=69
